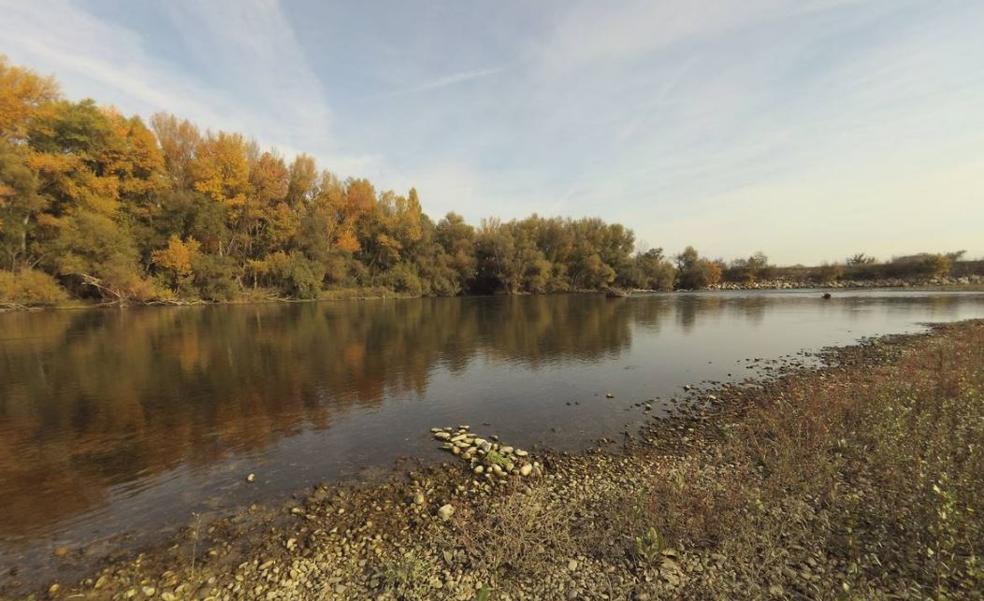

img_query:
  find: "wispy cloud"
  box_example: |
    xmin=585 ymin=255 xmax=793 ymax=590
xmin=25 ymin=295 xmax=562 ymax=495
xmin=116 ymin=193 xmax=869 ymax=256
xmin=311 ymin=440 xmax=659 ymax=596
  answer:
xmin=0 ymin=0 xmax=378 ymax=176
xmin=372 ymin=66 xmax=504 ymax=99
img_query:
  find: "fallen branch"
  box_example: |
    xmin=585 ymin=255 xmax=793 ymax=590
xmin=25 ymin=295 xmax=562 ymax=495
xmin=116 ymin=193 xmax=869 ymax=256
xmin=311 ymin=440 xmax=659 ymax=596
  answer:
xmin=78 ymin=273 xmax=128 ymax=305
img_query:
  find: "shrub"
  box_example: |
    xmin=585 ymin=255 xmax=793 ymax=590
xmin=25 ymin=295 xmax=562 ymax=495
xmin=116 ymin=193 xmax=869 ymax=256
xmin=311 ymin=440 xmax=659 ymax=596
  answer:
xmin=192 ymin=254 xmax=239 ymax=301
xmin=377 ymin=263 xmax=423 ymax=296
xmin=0 ymin=268 xmax=70 ymax=306
xmin=724 ymin=252 xmax=771 ymax=283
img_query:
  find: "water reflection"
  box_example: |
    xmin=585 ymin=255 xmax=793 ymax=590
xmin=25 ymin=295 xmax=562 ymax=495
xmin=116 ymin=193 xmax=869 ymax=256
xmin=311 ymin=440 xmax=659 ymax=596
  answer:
xmin=0 ymin=296 xmax=634 ymax=536
xmin=1 ymin=291 xmax=983 ymax=579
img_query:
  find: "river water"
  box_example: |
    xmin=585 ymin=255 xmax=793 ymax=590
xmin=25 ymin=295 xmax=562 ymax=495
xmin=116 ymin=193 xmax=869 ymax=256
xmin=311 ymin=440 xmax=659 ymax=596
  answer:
xmin=2 ymin=290 xmax=984 ymax=583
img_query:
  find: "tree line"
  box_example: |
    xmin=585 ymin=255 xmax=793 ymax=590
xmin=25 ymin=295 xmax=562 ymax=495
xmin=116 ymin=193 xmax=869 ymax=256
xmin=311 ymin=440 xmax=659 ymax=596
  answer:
xmin=0 ymin=57 xmax=977 ymax=307
xmin=0 ymin=57 xmax=687 ymax=306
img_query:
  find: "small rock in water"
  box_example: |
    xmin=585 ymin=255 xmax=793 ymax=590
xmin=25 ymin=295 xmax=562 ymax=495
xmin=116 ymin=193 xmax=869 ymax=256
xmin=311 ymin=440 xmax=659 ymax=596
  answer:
xmin=514 ymin=449 xmax=528 ymax=457
xmin=606 ymin=393 xmax=615 ymax=398
xmin=53 ymin=546 xmax=70 ymax=557
xmin=437 ymin=504 xmax=455 ymax=521
xmin=246 ymin=473 xmax=256 ymax=483
xmin=434 ymin=431 xmax=451 ymax=441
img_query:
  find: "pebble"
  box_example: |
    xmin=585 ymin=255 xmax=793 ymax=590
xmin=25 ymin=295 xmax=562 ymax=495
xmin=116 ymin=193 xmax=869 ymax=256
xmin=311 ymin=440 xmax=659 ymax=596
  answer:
xmin=437 ymin=504 xmax=455 ymax=521
xmin=246 ymin=473 xmax=256 ymax=483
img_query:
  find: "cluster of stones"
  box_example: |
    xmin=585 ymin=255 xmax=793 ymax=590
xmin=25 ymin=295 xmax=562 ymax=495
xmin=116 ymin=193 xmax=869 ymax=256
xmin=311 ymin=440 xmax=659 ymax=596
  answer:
xmin=431 ymin=425 xmax=540 ymax=485
xmin=711 ymin=274 xmax=984 ymax=291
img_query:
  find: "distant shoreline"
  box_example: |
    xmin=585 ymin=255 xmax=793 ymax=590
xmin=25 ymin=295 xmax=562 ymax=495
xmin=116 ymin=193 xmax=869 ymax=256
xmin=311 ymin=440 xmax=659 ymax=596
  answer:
xmin=4 ymin=279 xmax=984 ymax=313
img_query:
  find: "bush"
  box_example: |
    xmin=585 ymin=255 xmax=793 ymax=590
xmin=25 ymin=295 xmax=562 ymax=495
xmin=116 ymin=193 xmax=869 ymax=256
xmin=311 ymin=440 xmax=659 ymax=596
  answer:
xmin=724 ymin=252 xmax=771 ymax=283
xmin=192 ymin=254 xmax=239 ymax=301
xmin=278 ymin=253 xmax=324 ymax=299
xmin=377 ymin=263 xmax=423 ymax=296
xmin=0 ymin=268 xmax=70 ymax=306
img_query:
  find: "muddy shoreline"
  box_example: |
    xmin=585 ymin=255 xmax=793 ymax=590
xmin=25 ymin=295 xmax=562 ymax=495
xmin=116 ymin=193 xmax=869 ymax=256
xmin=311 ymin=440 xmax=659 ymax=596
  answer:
xmin=4 ymin=319 xmax=983 ymax=600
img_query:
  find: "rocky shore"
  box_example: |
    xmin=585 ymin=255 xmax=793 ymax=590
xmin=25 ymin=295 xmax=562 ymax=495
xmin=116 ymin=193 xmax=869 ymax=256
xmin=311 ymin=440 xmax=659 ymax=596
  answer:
xmin=5 ymin=321 xmax=983 ymax=600
xmin=710 ymin=274 xmax=984 ymax=290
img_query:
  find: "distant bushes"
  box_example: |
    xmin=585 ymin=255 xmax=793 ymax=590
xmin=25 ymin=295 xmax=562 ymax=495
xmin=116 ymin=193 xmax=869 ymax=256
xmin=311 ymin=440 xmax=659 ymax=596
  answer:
xmin=722 ymin=252 xmax=772 ymax=283
xmin=0 ymin=268 xmax=69 ymax=306
xmin=758 ymin=251 xmax=976 ymax=285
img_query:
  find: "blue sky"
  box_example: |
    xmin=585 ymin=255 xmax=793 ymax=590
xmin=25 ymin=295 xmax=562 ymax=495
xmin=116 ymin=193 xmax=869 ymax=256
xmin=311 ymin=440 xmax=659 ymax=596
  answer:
xmin=2 ymin=0 xmax=982 ymax=263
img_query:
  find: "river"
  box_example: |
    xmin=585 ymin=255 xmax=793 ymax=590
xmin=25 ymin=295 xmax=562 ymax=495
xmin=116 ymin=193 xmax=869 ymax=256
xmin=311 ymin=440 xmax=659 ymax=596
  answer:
xmin=2 ymin=290 xmax=984 ymax=584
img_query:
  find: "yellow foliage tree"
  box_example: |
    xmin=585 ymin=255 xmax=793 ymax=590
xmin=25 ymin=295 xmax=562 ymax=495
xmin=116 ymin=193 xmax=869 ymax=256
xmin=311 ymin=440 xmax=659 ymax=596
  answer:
xmin=152 ymin=235 xmax=201 ymax=278
xmin=0 ymin=56 xmax=59 ymax=141
xmin=188 ymin=131 xmax=250 ymax=207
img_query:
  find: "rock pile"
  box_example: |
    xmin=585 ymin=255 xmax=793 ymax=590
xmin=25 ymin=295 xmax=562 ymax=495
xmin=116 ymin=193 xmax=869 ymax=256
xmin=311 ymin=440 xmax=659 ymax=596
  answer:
xmin=431 ymin=426 xmax=541 ymax=486
xmin=711 ymin=274 xmax=984 ymax=290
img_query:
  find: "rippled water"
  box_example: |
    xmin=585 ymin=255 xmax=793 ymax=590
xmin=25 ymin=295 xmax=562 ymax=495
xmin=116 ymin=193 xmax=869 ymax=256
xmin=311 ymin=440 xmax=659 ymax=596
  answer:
xmin=2 ymin=290 xmax=984 ymax=584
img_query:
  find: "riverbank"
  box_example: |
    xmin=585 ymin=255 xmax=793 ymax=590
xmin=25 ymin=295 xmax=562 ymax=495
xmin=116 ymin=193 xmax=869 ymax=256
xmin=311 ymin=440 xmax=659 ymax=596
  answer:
xmin=5 ymin=320 xmax=984 ymax=600
xmin=5 ymin=278 xmax=984 ymax=313
xmin=0 ymin=287 xmax=414 ymax=313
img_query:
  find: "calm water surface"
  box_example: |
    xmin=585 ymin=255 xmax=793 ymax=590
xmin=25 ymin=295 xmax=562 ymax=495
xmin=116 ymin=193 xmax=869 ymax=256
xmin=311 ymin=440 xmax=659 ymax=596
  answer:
xmin=2 ymin=290 xmax=984 ymax=581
